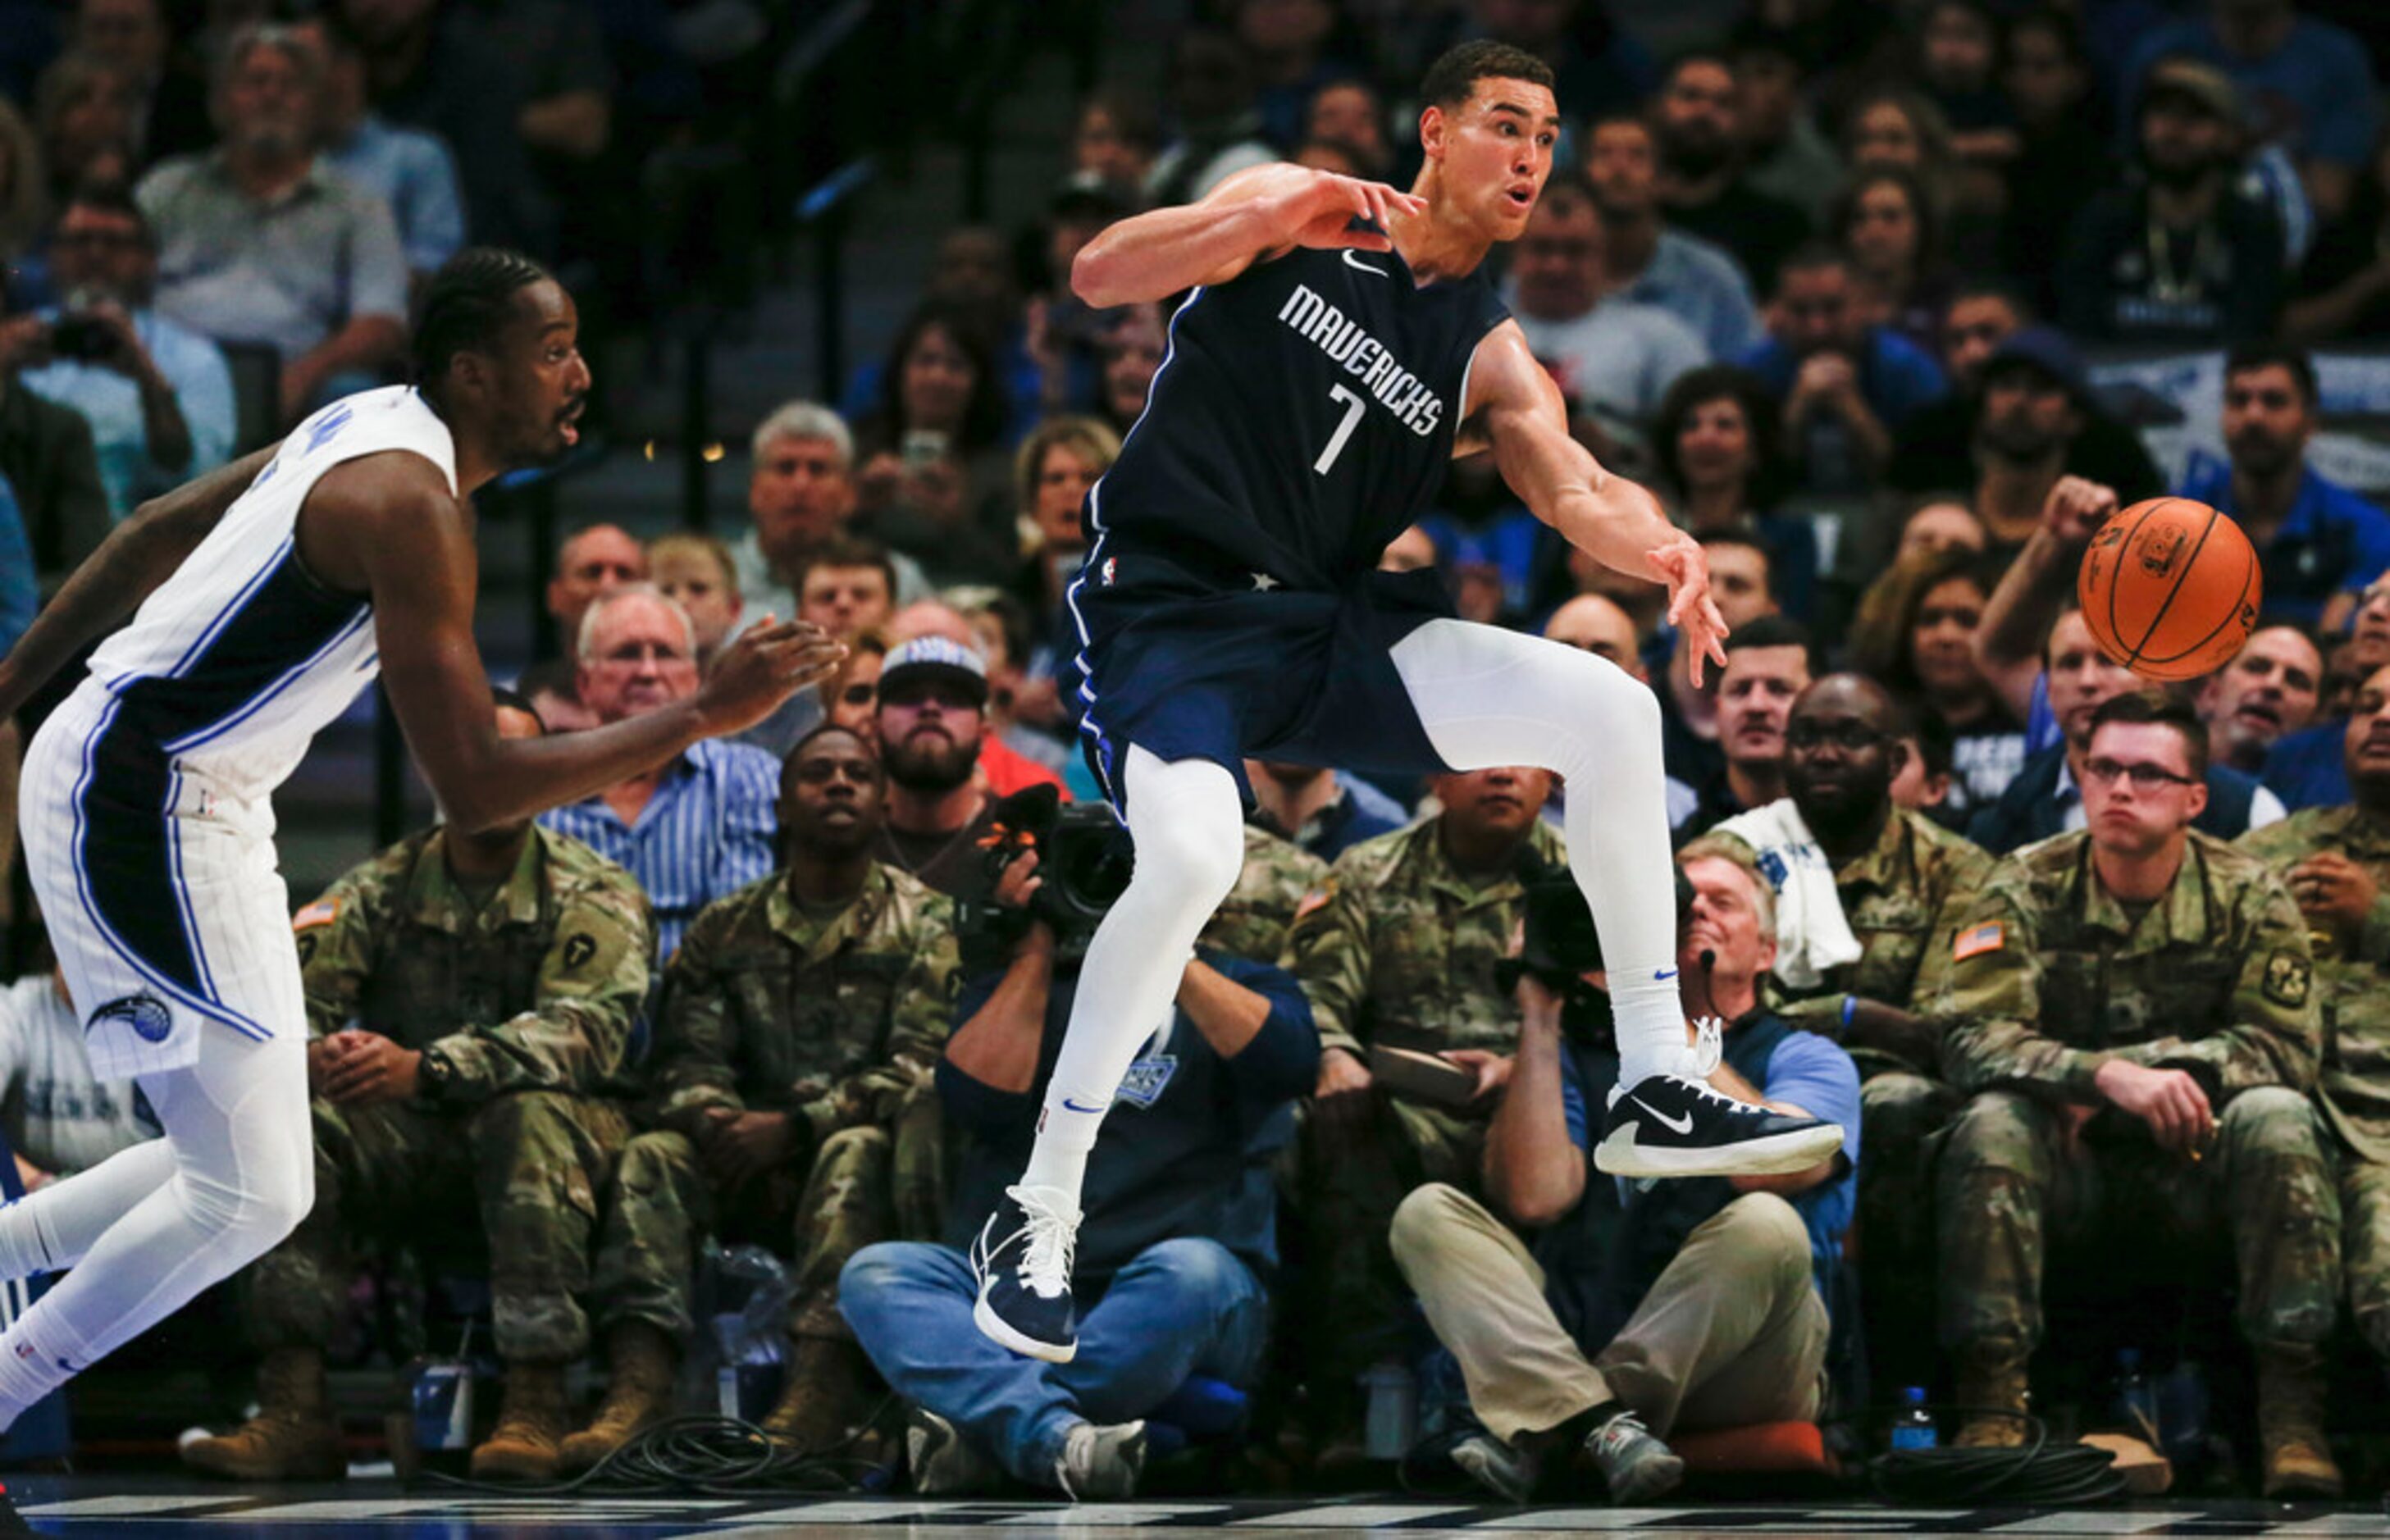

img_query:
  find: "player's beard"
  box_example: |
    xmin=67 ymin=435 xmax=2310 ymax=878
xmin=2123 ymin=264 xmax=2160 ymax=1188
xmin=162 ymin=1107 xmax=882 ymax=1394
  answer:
xmin=2228 ymin=427 xmax=2297 ymax=480
xmin=1980 ymin=409 xmax=2061 ymax=465
xmin=884 ymin=731 xmax=978 ymax=793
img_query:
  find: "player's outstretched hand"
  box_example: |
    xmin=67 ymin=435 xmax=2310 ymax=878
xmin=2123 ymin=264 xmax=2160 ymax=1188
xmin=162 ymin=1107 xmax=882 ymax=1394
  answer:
xmin=1647 ymin=535 xmax=1730 ymax=686
xmin=1270 ymin=169 xmax=1427 ymax=253
xmin=696 ymin=617 xmax=846 ymax=735
xmin=2041 ymin=475 xmax=2118 ymax=545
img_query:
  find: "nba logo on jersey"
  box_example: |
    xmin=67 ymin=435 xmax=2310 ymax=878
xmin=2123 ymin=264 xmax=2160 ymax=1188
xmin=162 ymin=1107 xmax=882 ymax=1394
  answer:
xmin=1101 ymin=557 xmax=1117 ymax=587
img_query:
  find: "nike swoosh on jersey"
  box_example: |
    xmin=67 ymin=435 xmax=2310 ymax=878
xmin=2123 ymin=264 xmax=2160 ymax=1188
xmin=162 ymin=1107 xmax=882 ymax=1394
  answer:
xmin=1631 ymin=1097 xmax=1694 ymax=1135
xmin=1342 ymin=250 xmax=1389 ymax=276
xmin=1062 ymin=1098 xmax=1111 ymax=1114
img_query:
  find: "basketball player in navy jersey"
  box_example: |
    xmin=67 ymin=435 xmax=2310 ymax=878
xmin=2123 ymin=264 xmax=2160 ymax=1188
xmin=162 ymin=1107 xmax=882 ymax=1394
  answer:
xmin=0 ymin=250 xmax=840 ymax=1447
xmin=971 ymin=43 xmax=1843 ymax=1365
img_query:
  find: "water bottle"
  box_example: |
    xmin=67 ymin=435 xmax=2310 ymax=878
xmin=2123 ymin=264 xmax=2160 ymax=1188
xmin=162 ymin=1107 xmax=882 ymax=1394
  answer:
xmin=1889 ymin=1385 xmax=1938 ymax=1451
xmin=1361 ymin=1360 xmax=1419 ymax=1460
xmin=2113 ymin=1349 xmax=2160 ymax=1444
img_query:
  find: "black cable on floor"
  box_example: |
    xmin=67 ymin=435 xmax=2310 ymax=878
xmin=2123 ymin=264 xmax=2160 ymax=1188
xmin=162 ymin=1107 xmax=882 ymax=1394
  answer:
xmin=1866 ymin=1410 xmax=2128 ymax=1506
xmin=417 ymin=1402 xmax=899 ymax=1496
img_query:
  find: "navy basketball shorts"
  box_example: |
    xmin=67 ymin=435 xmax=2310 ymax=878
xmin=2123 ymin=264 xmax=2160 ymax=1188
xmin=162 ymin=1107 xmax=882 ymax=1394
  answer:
xmin=1068 ymin=554 xmax=1457 ymax=813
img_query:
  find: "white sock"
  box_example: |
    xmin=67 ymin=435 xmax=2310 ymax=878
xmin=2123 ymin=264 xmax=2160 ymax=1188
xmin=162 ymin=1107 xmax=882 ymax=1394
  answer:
xmin=0 ymin=1032 xmax=312 ymax=1418
xmin=1389 ymin=618 xmax=1688 ymax=1087
xmin=1021 ymin=749 xmax=1245 ymax=1210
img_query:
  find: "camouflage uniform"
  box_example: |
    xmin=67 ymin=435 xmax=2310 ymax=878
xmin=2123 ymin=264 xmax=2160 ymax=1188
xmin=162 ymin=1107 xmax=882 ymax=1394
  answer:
xmin=253 ymin=827 xmax=651 ymax=1365
xmin=1208 ymin=824 xmax=1332 ymax=965
xmin=1284 ymin=816 xmax=1567 ymax=1392
xmin=1932 ymin=831 xmax=2338 ymax=1360
xmin=2241 ymin=807 xmax=2390 ymax=1359
xmin=591 ymin=863 xmax=960 ymax=1344
xmin=1708 ymin=809 xmax=1991 ymax=1294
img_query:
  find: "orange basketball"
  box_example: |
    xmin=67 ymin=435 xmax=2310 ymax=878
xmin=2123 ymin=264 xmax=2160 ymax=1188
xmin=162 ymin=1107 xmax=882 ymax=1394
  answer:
xmin=2076 ymin=497 xmax=2262 ymax=682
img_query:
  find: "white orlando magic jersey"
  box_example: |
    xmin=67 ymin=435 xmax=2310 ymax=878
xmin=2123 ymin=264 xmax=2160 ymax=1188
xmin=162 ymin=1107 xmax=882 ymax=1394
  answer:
xmin=84 ymin=386 xmax=457 ymax=798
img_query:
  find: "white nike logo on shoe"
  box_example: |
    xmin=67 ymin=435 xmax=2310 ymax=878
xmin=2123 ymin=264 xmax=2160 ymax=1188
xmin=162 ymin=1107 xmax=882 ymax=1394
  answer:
xmin=1632 ymin=1097 xmax=1694 ymax=1135
xmin=1343 ymin=250 xmax=1388 ymax=276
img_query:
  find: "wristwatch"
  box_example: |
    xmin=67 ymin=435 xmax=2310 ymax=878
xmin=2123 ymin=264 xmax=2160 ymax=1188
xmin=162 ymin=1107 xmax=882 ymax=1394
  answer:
xmin=417 ymin=1046 xmax=459 ymax=1105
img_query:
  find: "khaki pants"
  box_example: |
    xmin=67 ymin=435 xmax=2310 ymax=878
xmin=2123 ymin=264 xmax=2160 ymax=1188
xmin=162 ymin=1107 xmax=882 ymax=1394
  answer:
xmin=1389 ymin=1183 xmax=1827 ymax=1441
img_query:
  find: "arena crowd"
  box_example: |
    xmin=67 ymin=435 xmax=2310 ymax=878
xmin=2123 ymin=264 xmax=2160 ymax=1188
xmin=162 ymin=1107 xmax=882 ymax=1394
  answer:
xmin=6 ymin=0 xmax=2390 ymax=1507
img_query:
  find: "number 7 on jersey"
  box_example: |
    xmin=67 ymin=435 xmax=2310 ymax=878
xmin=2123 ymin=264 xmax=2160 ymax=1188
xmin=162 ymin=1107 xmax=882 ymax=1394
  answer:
xmin=1314 ymin=383 xmax=1365 ymax=476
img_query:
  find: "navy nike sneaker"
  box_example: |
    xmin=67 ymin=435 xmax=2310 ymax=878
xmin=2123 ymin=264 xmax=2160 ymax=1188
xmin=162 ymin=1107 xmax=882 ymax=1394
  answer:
xmin=972 ymin=1183 xmax=1082 ymax=1362
xmin=1595 ymin=1020 xmax=1844 ymax=1177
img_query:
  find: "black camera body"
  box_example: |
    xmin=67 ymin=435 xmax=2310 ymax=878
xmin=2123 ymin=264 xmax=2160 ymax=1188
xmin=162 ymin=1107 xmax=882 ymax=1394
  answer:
xmin=955 ymin=786 xmax=1136 ymax=970
xmin=48 ymin=313 xmax=116 ymax=363
xmin=1498 ymin=849 xmax=1696 ymax=1000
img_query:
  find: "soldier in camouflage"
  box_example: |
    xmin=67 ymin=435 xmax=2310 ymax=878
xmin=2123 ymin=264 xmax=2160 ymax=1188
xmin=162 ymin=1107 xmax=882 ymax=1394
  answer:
xmin=1932 ymin=695 xmax=2341 ymax=1497
xmin=569 ymin=725 xmax=962 ymax=1469
xmin=1284 ymin=765 xmax=1564 ymax=1465
xmin=1693 ymin=676 xmax=1991 ymax=1377
xmin=1210 ymin=824 xmax=1331 ymax=967
xmin=182 ymin=693 xmax=653 ymax=1485
xmin=2240 ymin=663 xmax=2390 ymax=1393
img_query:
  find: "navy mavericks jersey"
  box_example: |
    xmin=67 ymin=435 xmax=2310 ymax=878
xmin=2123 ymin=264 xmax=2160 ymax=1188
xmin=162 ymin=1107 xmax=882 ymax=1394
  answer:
xmin=1091 ymin=245 xmax=1511 ymax=589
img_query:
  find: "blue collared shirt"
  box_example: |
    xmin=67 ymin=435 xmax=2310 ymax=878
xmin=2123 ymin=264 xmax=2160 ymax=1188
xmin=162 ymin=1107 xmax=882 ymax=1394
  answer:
xmin=1619 ymin=230 xmax=1762 ymax=362
xmin=323 ymin=114 xmax=466 ymax=276
xmin=536 ymin=737 xmax=782 ymax=965
xmin=2173 ymin=454 xmax=2390 ymax=624
xmin=0 ymin=472 xmax=34 ymax=657
xmin=20 ymin=307 xmax=237 ymax=522
xmin=1562 ymin=1023 xmax=1860 ymax=1303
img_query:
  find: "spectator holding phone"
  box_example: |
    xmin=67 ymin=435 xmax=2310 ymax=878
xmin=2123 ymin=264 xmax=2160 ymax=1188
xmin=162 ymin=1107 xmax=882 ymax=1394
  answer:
xmin=17 ymin=181 xmax=234 ymax=524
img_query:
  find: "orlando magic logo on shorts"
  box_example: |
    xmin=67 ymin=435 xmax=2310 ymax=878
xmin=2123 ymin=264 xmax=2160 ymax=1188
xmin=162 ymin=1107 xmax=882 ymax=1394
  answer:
xmin=89 ymin=994 xmax=174 ymax=1045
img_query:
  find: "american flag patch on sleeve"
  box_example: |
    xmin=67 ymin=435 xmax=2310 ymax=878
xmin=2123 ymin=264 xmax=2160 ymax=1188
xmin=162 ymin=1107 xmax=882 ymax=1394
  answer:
xmin=1953 ymin=920 xmax=2006 ymax=961
xmin=292 ymin=898 xmax=341 ymax=932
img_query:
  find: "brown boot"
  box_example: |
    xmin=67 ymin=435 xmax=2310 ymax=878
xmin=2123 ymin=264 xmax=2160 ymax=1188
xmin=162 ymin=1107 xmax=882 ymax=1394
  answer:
xmin=469 ymin=1360 xmax=572 ymax=1483
xmin=559 ymin=1324 xmax=680 ymax=1475
xmin=1952 ymin=1347 xmax=2030 ymax=1449
xmin=181 ymin=1347 xmax=345 ymax=1481
xmin=758 ymin=1337 xmax=873 ymax=1454
xmin=2257 ymin=1346 xmax=2344 ymax=1498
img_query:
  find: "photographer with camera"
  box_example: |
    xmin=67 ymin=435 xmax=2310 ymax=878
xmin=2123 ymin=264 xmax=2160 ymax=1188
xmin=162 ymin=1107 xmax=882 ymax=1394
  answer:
xmin=571 ymin=725 xmax=964 ymax=1472
xmin=17 ymin=185 xmax=235 ymax=527
xmin=1389 ymin=849 xmax=1859 ymax=1504
xmin=0 ymin=291 xmax=106 ymax=590
xmin=838 ymin=800 xmax=1319 ymax=1500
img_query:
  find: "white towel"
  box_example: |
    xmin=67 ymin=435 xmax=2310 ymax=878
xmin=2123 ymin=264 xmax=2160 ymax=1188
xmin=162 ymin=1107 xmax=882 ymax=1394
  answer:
xmin=1712 ymin=799 xmax=1862 ymax=991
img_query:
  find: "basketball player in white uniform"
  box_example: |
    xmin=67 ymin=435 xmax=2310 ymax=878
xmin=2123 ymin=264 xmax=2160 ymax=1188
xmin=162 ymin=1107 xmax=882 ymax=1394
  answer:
xmin=0 ymin=249 xmax=840 ymax=1437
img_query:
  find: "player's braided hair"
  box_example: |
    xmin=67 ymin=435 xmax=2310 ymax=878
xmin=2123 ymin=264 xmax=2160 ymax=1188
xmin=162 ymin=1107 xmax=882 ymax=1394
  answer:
xmin=413 ymin=247 xmax=554 ymax=389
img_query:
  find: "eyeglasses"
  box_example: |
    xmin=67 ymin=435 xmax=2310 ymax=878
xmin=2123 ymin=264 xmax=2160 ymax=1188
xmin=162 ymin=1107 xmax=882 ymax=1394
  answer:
xmin=2081 ymin=757 xmax=2197 ymax=791
xmin=1785 ymin=720 xmax=1887 ymax=750
xmin=838 ymin=682 xmax=877 ymax=707
xmin=593 ymin=642 xmax=691 ymax=667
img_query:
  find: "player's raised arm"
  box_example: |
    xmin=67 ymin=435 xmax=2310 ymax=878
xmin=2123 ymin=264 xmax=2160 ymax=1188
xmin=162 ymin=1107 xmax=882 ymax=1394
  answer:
xmin=1465 ymin=321 xmax=1729 ymax=682
xmin=1071 ymin=163 xmax=1427 ymax=308
xmin=0 ymin=444 xmax=277 ymax=719
xmin=322 ymin=457 xmax=842 ymax=832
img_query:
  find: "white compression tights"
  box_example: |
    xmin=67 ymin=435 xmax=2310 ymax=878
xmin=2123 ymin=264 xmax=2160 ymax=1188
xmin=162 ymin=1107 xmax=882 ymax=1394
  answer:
xmin=1022 ymin=618 xmax=1686 ymax=1204
xmin=0 ymin=1027 xmax=311 ymax=1428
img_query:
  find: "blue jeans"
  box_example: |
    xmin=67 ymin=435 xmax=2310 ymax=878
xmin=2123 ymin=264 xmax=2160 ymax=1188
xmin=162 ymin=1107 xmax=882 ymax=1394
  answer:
xmin=839 ymin=1237 xmax=1270 ymax=1485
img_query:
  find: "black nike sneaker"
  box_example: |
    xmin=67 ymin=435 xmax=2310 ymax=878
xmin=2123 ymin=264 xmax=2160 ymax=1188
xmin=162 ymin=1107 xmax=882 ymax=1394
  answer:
xmin=0 ymin=1478 xmax=29 ymax=1533
xmin=971 ymin=1183 xmax=1082 ymax=1363
xmin=1595 ymin=1073 xmax=1844 ymax=1178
